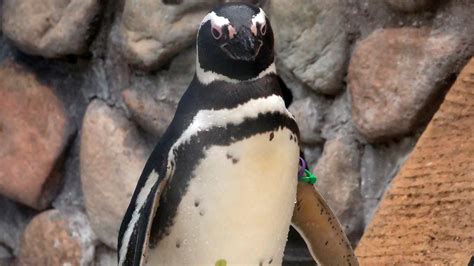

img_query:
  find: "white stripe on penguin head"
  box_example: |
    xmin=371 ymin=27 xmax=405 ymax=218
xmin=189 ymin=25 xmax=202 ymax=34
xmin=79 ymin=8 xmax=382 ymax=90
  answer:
xmin=251 ymin=8 xmax=266 ymax=36
xmin=200 ymin=11 xmax=230 ymax=28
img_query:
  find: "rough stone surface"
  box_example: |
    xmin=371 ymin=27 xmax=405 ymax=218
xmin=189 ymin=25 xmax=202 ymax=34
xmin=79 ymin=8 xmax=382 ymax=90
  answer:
xmin=0 ymin=196 xmax=35 ymax=256
xmin=270 ymin=0 xmax=348 ymax=95
xmin=94 ymin=245 xmax=116 ymax=266
xmin=0 ymin=61 xmax=73 ymax=209
xmin=19 ymin=209 xmax=96 ymax=266
xmin=386 ymin=0 xmax=438 ymax=12
xmin=2 ymin=0 xmax=101 ymax=58
xmin=52 ymin=138 xmax=85 ymax=212
xmin=321 ymin=91 xmax=357 ymax=140
xmin=0 ymin=245 xmax=12 ymax=264
xmin=349 ymin=27 xmax=465 ymax=142
xmin=314 ymin=136 xmax=363 ymax=244
xmin=360 ymin=136 xmax=417 ymax=223
xmin=289 ymin=96 xmax=328 ymax=144
xmin=356 ymin=58 xmax=474 ymax=265
xmin=80 ymin=99 xmax=151 ymax=248
xmin=123 ymin=48 xmax=195 ymax=136
xmin=119 ymin=0 xmax=219 ymax=70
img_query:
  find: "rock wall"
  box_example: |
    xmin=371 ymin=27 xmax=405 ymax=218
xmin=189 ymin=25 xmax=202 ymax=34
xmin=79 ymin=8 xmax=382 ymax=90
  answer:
xmin=0 ymin=0 xmax=472 ymax=265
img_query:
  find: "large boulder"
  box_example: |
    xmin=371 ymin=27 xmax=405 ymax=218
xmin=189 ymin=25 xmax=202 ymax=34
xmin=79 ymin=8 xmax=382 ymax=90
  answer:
xmin=349 ymin=27 xmax=464 ymax=142
xmin=0 ymin=61 xmax=73 ymax=209
xmin=270 ymin=0 xmax=348 ymax=95
xmin=80 ymin=100 xmax=151 ymax=248
xmin=118 ymin=0 xmax=219 ymax=70
xmin=2 ymin=0 xmax=101 ymax=57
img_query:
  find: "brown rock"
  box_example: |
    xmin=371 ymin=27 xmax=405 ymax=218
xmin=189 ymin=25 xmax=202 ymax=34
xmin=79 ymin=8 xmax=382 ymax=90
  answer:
xmin=2 ymin=0 xmax=101 ymax=58
xmin=356 ymin=58 xmax=474 ymax=265
xmin=349 ymin=28 xmax=463 ymax=142
xmin=19 ymin=209 xmax=96 ymax=266
xmin=314 ymin=136 xmax=363 ymax=243
xmin=0 ymin=61 xmax=72 ymax=209
xmin=119 ymin=0 xmax=219 ymax=70
xmin=80 ymin=99 xmax=151 ymax=248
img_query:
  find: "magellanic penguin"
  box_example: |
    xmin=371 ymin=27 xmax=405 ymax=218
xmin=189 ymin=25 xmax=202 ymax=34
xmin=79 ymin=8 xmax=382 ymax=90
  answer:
xmin=118 ymin=3 xmax=358 ymax=266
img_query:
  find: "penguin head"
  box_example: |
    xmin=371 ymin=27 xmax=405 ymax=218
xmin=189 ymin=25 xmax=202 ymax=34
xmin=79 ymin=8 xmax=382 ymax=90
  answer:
xmin=196 ymin=3 xmax=275 ymax=84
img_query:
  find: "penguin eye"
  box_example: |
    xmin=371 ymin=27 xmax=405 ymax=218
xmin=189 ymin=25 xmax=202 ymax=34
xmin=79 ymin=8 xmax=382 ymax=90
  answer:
xmin=260 ymin=23 xmax=267 ymax=36
xmin=211 ymin=25 xmax=222 ymax=40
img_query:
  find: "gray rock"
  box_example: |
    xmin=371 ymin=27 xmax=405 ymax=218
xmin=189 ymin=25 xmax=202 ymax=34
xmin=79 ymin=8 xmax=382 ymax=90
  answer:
xmin=119 ymin=0 xmax=219 ymax=70
xmin=0 ymin=244 xmax=12 ymax=263
xmin=2 ymin=0 xmax=101 ymax=57
xmin=289 ymin=96 xmax=329 ymax=144
xmin=80 ymin=100 xmax=151 ymax=248
xmin=123 ymin=48 xmax=196 ymax=137
xmin=386 ymin=0 xmax=438 ymax=12
xmin=321 ymin=91 xmax=357 ymax=140
xmin=270 ymin=0 xmax=349 ymax=95
xmin=301 ymin=145 xmax=323 ymax=171
xmin=0 ymin=196 xmax=35 ymax=256
xmin=361 ymin=136 xmax=417 ymax=224
xmin=94 ymin=245 xmax=116 ymax=266
xmin=313 ymin=136 xmax=363 ymax=244
xmin=349 ymin=27 xmax=467 ymax=142
xmin=53 ymin=137 xmax=85 ymax=212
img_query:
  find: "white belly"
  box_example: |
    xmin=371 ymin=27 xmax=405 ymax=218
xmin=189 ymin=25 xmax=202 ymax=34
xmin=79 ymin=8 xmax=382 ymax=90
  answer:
xmin=147 ymin=128 xmax=300 ymax=265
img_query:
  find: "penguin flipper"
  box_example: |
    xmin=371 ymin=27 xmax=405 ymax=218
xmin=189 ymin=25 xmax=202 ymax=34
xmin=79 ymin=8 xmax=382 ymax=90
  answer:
xmin=291 ymin=183 xmax=359 ymax=266
xmin=117 ymin=140 xmax=172 ymax=266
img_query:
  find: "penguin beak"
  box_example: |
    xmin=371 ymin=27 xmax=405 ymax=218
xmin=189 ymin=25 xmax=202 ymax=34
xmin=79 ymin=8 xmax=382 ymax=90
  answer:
xmin=220 ymin=29 xmax=262 ymax=62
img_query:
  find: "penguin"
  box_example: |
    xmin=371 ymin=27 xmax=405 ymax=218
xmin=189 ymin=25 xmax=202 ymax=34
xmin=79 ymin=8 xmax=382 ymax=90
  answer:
xmin=118 ymin=3 xmax=358 ymax=266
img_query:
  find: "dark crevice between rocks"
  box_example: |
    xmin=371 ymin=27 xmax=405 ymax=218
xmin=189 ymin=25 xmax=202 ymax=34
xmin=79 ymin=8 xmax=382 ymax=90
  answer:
xmin=39 ymin=131 xmax=77 ymax=211
xmin=0 ymin=195 xmax=37 ymax=257
xmin=162 ymin=0 xmax=183 ymax=5
xmin=52 ymin=134 xmax=87 ymax=213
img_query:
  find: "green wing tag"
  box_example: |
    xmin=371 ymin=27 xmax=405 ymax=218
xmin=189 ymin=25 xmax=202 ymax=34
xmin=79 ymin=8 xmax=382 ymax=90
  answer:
xmin=299 ymin=169 xmax=317 ymax=185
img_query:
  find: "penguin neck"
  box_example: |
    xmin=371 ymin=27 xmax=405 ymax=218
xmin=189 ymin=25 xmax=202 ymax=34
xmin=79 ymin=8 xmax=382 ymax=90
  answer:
xmin=195 ymin=56 xmax=276 ymax=86
xmin=180 ymin=71 xmax=283 ymax=116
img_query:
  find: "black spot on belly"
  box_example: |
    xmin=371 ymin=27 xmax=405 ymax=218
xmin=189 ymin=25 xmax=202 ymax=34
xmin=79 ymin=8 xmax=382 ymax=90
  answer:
xmin=325 ymin=241 xmax=328 ymax=246
xmin=176 ymin=240 xmax=181 ymax=248
xmin=199 ymin=210 xmax=205 ymax=216
xmin=259 ymin=260 xmax=263 ymax=266
xmin=269 ymin=258 xmax=273 ymax=264
xmin=226 ymin=153 xmax=239 ymax=164
xmin=194 ymin=200 xmax=200 ymax=207
xmin=269 ymin=132 xmax=274 ymax=141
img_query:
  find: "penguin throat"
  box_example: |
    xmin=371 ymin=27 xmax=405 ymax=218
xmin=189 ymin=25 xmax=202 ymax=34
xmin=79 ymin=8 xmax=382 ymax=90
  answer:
xmin=196 ymin=57 xmax=276 ymax=85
